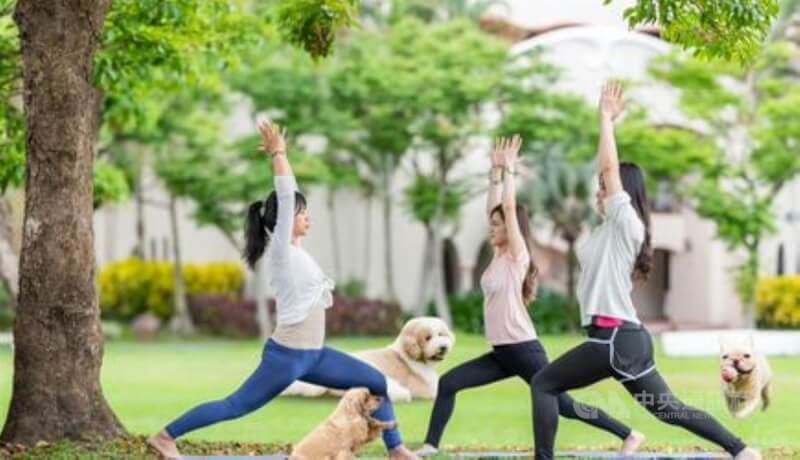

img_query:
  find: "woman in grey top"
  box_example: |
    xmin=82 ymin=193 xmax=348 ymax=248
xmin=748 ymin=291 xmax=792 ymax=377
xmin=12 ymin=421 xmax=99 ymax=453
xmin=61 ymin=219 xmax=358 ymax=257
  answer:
xmin=529 ymin=82 xmax=761 ymax=460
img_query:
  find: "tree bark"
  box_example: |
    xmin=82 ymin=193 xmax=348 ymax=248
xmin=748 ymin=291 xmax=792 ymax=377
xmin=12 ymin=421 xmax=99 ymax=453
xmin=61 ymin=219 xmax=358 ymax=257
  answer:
xmin=134 ymin=153 xmax=146 ymax=259
xmin=566 ymin=238 xmax=580 ymax=332
xmin=566 ymin=238 xmax=577 ymax=305
xmin=429 ymin=160 xmax=452 ymax=325
xmin=2 ymin=0 xmax=124 ymax=444
xmin=0 ymin=197 xmax=19 ymax=305
xmin=741 ymin=244 xmax=760 ymax=328
xmin=168 ymin=194 xmax=194 ymax=336
xmin=221 ymin=228 xmax=242 ymax=254
xmin=414 ymin=225 xmax=435 ymax=315
xmin=430 ymin=221 xmax=452 ymax=326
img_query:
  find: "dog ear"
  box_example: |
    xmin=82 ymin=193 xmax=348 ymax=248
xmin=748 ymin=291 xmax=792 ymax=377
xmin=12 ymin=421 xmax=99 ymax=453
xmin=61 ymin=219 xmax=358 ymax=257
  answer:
xmin=402 ymin=323 xmax=423 ymax=360
xmin=719 ymin=334 xmax=736 ymax=354
xmin=359 ymin=390 xmax=373 ymax=415
xmin=346 ymin=388 xmax=369 ymax=415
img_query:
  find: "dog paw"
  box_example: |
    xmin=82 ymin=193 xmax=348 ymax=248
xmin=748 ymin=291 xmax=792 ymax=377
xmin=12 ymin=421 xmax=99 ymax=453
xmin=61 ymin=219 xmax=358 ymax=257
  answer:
xmin=368 ymin=417 xmax=397 ymax=430
xmin=389 ymin=388 xmax=413 ymax=403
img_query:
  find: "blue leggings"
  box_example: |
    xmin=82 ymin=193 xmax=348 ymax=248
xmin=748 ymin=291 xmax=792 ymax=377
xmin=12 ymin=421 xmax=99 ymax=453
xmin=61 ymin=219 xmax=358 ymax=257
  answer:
xmin=165 ymin=338 xmax=403 ymax=449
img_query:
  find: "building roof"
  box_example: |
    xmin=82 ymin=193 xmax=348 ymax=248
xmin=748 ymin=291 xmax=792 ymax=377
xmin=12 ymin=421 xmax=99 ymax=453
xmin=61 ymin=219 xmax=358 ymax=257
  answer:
xmin=479 ymin=15 xmax=662 ymax=43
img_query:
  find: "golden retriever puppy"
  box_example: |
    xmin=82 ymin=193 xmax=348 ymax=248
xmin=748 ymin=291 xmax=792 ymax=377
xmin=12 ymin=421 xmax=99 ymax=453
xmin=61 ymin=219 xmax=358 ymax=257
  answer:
xmin=290 ymin=387 xmax=396 ymax=460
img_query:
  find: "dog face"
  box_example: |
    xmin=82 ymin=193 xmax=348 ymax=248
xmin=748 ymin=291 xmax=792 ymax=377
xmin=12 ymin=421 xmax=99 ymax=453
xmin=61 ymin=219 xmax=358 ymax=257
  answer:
xmin=720 ymin=335 xmax=757 ymax=384
xmin=400 ymin=317 xmax=455 ymax=363
xmin=340 ymin=387 xmax=383 ymax=416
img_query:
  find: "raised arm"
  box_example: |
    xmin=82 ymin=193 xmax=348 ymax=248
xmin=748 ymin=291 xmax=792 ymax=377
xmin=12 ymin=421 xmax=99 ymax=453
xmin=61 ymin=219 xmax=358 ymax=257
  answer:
xmin=499 ymin=135 xmax=527 ymax=259
xmin=597 ymin=82 xmax=625 ymax=196
xmin=486 ymin=138 xmax=504 ymax=216
xmin=260 ymin=120 xmax=293 ymax=177
xmin=259 ymin=121 xmax=295 ymax=261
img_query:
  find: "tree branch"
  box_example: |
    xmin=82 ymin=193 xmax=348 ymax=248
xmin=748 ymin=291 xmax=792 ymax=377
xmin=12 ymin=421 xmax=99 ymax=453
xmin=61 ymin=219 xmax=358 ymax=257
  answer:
xmin=221 ymin=229 xmax=242 ymax=253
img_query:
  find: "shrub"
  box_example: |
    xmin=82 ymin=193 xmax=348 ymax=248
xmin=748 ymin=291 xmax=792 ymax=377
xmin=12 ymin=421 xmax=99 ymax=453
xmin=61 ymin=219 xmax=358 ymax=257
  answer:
xmin=267 ymin=294 xmax=404 ymax=336
xmin=530 ymin=287 xmax=572 ymax=334
xmin=448 ymin=287 xmax=572 ymax=335
xmin=98 ymin=258 xmax=244 ymax=321
xmin=338 ymin=278 xmax=366 ymax=298
xmin=756 ymin=276 xmax=800 ymax=329
xmin=449 ymin=290 xmax=485 ymax=334
xmin=326 ymin=295 xmax=404 ymax=336
xmin=188 ymin=294 xmax=260 ymax=338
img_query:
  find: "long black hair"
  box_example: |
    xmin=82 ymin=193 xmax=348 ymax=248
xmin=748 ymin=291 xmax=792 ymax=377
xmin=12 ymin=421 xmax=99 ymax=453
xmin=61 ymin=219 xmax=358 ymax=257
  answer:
xmin=243 ymin=190 xmax=307 ymax=270
xmin=491 ymin=203 xmax=540 ymax=304
xmin=619 ymin=162 xmax=653 ymax=281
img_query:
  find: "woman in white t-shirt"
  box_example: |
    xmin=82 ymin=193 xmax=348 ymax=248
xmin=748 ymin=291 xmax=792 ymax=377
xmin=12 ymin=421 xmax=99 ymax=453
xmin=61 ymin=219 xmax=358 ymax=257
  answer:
xmin=529 ymin=83 xmax=761 ymax=460
xmin=148 ymin=121 xmax=418 ymax=460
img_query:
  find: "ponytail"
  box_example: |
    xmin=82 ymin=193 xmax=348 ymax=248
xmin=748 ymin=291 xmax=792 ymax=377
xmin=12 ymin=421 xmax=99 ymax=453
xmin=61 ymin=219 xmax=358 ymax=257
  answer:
xmin=619 ymin=162 xmax=653 ymax=281
xmin=242 ymin=190 xmax=307 ymax=270
xmin=516 ymin=204 xmax=540 ymax=304
xmin=243 ymin=199 xmax=270 ymax=270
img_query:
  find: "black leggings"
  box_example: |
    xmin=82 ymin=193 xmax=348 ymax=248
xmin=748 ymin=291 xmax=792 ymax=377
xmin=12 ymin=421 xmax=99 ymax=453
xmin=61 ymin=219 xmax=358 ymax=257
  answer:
xmin=424 ymin=339 xmax=631 ymax=447
xmin=531 ymin=326 xmax=747 ymax=459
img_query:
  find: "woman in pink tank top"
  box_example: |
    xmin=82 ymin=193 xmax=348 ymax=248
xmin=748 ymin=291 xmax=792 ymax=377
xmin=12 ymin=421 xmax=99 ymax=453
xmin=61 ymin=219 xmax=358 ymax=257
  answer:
xmin=416 ymin=136 xmax=640 ymax=457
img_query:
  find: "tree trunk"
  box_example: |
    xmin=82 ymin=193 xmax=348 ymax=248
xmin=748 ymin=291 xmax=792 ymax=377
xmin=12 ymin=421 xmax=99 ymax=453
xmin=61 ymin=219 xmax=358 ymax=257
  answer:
xmin=429 ymin=161 xmax=452 ymax=325
xmin=565 ymin=238 xmax=580 ymax=332
xmin=430 ymin=221 xmax=452 ymax=327
xmin=740 ymin=245 xmax=760 ymax=328
xmin=168 ymin=194 xmax=194 ymax=336
xmin=566 ymin=238 xmax=577 ymax=305
xmin=221 ymin=228 xmax=242 ymax=254
xmin=134 ymin=151 xmax=146 ymax=259
xmin=414 ymin=225 xmax=436 ymax=315
xmin=1 ymin=0 xmax=124 ymax=444
xmin=327 ymin=188 xmax=341 ymax=280
xmin=382 ymin=156 xmax=398 ymax=301
xmin=0 ymin=197 xmax=19 ymax=305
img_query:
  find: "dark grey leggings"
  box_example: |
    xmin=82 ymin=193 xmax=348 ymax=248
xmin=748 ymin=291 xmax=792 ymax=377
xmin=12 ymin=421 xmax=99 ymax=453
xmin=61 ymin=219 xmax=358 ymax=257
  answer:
xmin=531 ymin=326 xmax=747 ymax=459
xmin=424 ymin=339 xmax=631 ymax=447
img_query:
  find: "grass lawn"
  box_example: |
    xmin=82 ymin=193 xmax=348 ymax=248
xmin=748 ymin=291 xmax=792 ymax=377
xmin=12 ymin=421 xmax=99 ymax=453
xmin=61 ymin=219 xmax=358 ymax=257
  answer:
xmin=0 ymin=333 xmax=797 ymax=457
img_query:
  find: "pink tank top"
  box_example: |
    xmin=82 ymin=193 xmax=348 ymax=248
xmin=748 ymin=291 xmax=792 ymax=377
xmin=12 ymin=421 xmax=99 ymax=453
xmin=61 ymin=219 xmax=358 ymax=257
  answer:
xmin=593 ymin=315 xmax=624 ymax=328
xmin=480 ymin=250 xmax=537 ymax=345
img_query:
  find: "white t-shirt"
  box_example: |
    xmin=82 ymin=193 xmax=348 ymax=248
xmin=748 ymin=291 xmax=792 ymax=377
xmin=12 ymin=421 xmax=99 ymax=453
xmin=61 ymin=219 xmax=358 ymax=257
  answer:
xmin=267 ymin=175 xmax=335 ymax=327
xmin=576 ymin=191 xmax=645 ymax=326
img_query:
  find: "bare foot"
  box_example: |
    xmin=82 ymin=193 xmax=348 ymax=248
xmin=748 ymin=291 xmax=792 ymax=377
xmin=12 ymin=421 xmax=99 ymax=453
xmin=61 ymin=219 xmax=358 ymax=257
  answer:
xmin=147 ymin=430 xmax=182 ymax=459
xmin=734 ymin=447 xmax=762 ymax=460
xmin=414 ymin=443 xmax=439 ymax=457
xmin=389 ymin=444 xmax=420 ymax=460
xmin=621 ymin=430 xmax=645 ymax=454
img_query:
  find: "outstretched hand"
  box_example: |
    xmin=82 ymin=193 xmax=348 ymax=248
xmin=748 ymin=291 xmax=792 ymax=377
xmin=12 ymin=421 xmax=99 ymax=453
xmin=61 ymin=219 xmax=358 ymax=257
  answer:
xmin=494 ymin=134 xmax=522 ymax=169
xmin=257 ymin=120 xmax=287 ymax=156
xmin=599 ymin=81 xmax=625 ymax=121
